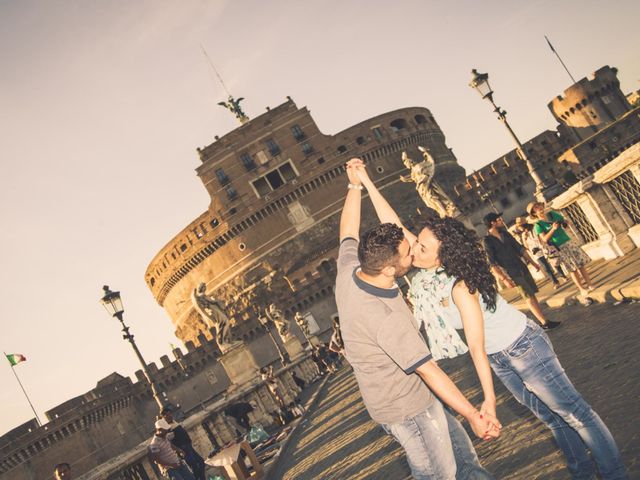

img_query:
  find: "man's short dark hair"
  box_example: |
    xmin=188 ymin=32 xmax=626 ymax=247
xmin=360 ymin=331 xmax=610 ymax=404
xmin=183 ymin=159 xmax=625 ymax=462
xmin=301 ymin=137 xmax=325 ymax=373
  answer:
xmin=160 ymin=406 xmax=172 ymax=415
xmin=54 ymin=463 xmax=70 ymax=472
xmin=357 ymin=223 xmax=404 ymax=275
xmin=483 ymin=212 xmax=503 ymax=227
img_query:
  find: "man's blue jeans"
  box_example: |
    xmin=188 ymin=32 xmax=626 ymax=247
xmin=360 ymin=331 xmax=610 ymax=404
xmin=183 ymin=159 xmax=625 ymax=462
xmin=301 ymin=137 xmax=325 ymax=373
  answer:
xmin=489 ymin=320 xmax=627 ymax=480
xmin=166 ymin=463 xmax=195 ymax=480
xmin=382 ymin=399 xmax=494 ymax=479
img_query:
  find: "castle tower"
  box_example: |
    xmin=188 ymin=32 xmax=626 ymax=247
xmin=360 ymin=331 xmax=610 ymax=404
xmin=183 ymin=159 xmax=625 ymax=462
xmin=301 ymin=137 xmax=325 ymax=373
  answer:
xmin=548 ymin=65 xmax=632 ymax=144
xmin=145 ymin=98 xmax=467 ymax=344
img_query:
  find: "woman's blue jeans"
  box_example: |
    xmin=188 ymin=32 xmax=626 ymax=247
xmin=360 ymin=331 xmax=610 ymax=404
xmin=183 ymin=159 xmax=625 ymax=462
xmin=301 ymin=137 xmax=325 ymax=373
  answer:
xmin=489 ymin=320 xmax=627 ymax=479
xmin=382 ymin=398 xmax=494 ymax=479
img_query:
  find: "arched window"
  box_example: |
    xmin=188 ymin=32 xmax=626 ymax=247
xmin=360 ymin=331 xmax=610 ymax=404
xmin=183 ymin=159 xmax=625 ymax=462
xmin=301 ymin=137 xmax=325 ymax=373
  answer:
xmin=337 ymin=145 xmax=347 ymax=154
xmin=415 ymin=114 xmax=427 ymax=124
xmin=390 ymin=119 xmax=407 ymax=131
xmin=356 ymin=136 xmax=365 ymax=145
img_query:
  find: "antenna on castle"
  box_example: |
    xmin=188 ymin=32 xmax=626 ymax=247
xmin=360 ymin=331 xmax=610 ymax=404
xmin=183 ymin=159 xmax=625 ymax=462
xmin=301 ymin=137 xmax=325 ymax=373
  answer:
xmin=545 ymin=35 xmax=577 ymax=84
xmin=200 ymin=44 xmax=249 ymax=124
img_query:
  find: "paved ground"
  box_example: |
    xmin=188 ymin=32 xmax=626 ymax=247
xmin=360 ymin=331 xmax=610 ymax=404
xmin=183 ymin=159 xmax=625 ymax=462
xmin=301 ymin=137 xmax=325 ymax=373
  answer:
xmin=269 ymin=302 xmax=640 ymax=479
xmin=504 ymin=247 xmax=640 ymax=309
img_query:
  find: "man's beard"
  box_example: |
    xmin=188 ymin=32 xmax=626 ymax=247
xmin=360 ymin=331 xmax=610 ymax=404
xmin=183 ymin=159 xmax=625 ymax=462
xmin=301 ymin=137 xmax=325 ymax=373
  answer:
xmin=394 ymin=263 xmax=411 ymax=278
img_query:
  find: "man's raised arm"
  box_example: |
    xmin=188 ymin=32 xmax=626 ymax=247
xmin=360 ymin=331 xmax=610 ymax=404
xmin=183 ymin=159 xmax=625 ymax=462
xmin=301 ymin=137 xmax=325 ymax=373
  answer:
xmin=355 ymin=164 xmax=417 ymax=245
xmin=339 ymin=159 xmax=364 ymax=242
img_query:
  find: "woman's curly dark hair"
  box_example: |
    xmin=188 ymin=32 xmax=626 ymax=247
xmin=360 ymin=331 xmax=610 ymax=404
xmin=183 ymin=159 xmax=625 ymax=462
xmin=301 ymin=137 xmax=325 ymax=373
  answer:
xmin=421 ymin=215 xmax=498 ymax=312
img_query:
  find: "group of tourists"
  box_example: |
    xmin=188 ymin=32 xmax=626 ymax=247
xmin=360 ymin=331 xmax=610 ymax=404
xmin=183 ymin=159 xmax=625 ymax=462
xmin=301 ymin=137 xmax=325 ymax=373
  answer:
xmin=335 ymin=158 xmax=627 ymax=479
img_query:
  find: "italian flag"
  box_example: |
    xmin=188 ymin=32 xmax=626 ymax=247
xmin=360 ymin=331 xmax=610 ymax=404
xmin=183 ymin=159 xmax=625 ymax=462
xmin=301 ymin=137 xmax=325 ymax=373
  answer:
xmin=6 ymin=353 xmax=27 ymax=366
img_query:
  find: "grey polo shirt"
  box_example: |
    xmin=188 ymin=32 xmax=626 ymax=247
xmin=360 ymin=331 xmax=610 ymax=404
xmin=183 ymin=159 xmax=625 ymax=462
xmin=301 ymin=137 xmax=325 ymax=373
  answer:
xmin=335 ymin=238 xmax=434 ymax=424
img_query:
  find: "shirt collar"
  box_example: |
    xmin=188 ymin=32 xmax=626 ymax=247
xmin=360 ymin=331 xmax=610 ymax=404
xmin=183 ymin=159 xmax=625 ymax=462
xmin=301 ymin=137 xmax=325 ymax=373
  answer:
xmin=352 ymin=268 xmax=399 ymax=298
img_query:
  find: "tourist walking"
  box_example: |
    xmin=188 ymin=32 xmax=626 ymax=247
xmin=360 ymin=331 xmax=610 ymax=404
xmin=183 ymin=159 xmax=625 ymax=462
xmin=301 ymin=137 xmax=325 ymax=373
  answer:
xmin=160 ymin=407 xmax=205 ymax=480
xmin=517 ymin=219 xmax=566 ymax=289
xmin=527 ymin=201 xmax=595 ymax=302
xmin=334 ymin=158 xmax=498 ymax=480
xmin=148 ymin=420 xmax=196 ymax=480
xmin=483 ymin=212 xmax=560 ymax=329
xmin=356 ymin=163 xmax=628 ymax=480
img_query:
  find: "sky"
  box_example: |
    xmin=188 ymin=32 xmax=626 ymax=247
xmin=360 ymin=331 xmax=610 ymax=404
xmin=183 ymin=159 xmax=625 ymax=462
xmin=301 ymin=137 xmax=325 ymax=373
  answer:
xmin=1 ymin=0 xmax=639 ymax=436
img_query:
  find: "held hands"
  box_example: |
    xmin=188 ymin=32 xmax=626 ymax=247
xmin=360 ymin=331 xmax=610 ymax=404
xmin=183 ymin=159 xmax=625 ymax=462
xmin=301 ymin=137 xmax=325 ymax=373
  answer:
xmin=346 ymin=158 xmax=364 ymax=186
xmin=346 ymin=158 xmax=374 ymax=188
xmin=468 ymin=409 xmax=502 ymax=441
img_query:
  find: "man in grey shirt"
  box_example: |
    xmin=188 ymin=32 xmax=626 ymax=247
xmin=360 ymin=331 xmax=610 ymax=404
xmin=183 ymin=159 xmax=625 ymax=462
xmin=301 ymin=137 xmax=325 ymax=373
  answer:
xmin=335 ymin=159 xmax=498 ymax=479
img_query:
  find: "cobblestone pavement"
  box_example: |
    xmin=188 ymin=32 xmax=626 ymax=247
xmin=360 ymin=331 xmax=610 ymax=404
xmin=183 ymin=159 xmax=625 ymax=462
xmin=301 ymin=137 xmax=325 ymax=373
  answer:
xmin=269 ymin=302 xmax=639 ymax=479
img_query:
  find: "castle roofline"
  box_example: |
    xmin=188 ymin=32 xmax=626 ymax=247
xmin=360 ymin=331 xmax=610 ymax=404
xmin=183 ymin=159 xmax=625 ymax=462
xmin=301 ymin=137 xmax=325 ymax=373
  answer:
xmin=197 ymin=97 xmax=298 ymax=162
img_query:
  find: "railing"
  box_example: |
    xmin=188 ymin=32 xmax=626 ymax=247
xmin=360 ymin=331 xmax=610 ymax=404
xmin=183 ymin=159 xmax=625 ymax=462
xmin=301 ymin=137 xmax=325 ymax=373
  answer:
xmin=608 ymin=170 xmax=640 ymax=225
xmin=562 ymin=203 xmax=599 ymax=244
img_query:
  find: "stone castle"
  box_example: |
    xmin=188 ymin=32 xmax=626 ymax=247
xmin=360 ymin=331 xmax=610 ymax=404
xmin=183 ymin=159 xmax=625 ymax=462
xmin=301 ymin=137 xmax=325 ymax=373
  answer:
xmin=2 ymin=65 xmax=639 ymax=480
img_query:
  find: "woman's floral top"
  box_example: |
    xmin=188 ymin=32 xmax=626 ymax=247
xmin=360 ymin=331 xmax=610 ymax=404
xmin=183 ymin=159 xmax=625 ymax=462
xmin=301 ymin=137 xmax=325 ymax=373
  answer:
xmin=410 ymin=268 xmax=468 ymax=360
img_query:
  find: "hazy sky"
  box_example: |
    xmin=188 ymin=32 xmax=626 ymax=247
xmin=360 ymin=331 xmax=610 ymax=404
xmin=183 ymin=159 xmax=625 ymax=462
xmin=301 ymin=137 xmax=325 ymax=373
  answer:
xmin=1 ymin=0 xmax=639 ymax=435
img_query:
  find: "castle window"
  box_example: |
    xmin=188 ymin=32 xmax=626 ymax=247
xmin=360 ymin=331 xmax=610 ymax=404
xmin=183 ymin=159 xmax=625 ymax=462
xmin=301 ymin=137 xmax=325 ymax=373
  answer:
xmin=265 ymin=170 xmax=284 ymax=190
xmin=279 ymin=162 xmax=297 ymax=182
xmin=240 ymin=152 xmax=256 ymax=171
xmin=302 ymin=142 xmax=314 ymax=155
xmin=515 ymin=187 xmax=525 ymax=198
xmin=251 ymin=160 xmax=299 ymax=197
xmin=180 ymin=243 xmax=187 ymax=252
xmin=356 ymin=136 xmax=365 ymax=145
xmin=291 ymin=124 xmax=305 ymax=141
xmin=500 ymin=197 xmax=511 ymax=208
xmin=371 ymin=127 xmax=383 ymax=140
xmin=337 ymin=145 xmax=348 ymax=154
xmin=210 ymin=218 xmax=219 ymax=228
xmin=317 ymin=157 xmax=325 ymax=165
xmin=390 ymin=119 xmax=407 ymax=131
xmin=265 ymin=138 xmax=281 ymax=156
xmin=225 ymin=185 xmax=238 ymax=200
xmin=215 ymin=168 xmax=230 ymax=186
xmin=150 ymin=277 xmax=155 ymax=287
xmin=415 ymin=114 xmax=427 ymax=124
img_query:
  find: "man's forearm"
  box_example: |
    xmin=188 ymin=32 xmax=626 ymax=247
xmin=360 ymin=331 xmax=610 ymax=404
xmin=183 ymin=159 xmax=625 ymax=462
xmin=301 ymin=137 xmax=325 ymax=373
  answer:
xmin=416 ymin=360 xmax=477 ymax=420
xmin=339 ymin=188 xmax=362 ymax=241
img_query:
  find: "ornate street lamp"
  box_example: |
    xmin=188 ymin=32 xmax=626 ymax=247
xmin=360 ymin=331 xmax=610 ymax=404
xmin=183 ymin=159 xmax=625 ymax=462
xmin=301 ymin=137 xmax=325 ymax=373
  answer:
xmin=255 ymin=307 xmax=290 ymax=366
xmin=469 ymin=69 xmax=562 ymax=201
xmin=100 ymin=285 xmax=167 ymax=409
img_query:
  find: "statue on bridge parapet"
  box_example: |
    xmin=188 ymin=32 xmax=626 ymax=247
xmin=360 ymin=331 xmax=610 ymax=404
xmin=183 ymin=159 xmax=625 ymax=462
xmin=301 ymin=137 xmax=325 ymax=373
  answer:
xmin=191 ymin=282 xmax=238 ymax=352
xmin=294 ymin=312 xmax=311 ymax=337
xmin=265 ymin=304 xmax=291 ymax=342
xmin=400 ymin=146 xmax=458 ymax=219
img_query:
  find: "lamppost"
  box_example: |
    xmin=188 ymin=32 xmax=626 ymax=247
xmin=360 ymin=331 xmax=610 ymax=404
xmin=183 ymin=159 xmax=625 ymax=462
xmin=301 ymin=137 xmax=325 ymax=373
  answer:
xmin=469 ymin=69 xmax=562 ymax=201
xmin=100 ymin=285 xmax=167 ymax=409
xmin=472 ymin=170 xmax=500 ymax=214
xmin=255 ymin=307 xmax=290 ymax=366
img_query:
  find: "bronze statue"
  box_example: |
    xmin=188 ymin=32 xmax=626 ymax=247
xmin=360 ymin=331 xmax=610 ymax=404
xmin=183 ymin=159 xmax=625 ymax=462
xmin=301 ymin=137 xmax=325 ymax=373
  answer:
xmin=218 ymin=95 xmax=249 ymax=124
xmin=265 ymin=304 xmax=291 ymax=342
xmin=400 ymin=146 xmax=457 ymax=218
xmin=191 ymin=282 xmax=236 ymax=352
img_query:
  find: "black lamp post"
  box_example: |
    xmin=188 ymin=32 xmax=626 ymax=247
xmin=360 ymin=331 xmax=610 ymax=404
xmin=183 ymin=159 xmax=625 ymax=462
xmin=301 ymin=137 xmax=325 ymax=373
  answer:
xmin=469 ymin=69 xmax=561 ymax=201
xmin=100 ymin=285 xmax=166 ymax=409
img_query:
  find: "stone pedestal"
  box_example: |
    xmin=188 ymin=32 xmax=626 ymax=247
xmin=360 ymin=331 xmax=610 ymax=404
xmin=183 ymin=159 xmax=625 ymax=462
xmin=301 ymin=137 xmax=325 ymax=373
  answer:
xmin=220 ymin=345 xmax=260 ymax=387
xmin=282 ymin=335 xmax=304 ymax=360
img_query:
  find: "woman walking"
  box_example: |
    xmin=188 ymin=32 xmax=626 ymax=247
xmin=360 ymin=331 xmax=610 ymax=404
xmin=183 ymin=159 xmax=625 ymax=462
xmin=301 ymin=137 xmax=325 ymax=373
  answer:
xmin=353 ymin=161 xmax=627 ymax=479
xmin=527 ymin=202 xmax=595 ymax=300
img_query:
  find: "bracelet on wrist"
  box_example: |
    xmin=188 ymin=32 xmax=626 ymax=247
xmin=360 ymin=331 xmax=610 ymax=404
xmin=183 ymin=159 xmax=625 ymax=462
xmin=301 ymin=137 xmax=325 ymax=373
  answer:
xmin=348 ymin=183 xmax=363 ymax=190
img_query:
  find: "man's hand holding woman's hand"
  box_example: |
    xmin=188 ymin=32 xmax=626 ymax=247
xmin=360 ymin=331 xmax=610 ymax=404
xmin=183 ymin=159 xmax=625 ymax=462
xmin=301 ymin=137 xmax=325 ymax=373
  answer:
xmin=468 ymin=409 xmax=502 ymax=441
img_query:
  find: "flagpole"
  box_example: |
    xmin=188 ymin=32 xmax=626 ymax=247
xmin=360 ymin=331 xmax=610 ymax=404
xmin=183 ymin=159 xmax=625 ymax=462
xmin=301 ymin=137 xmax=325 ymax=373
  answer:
xmin=545 ymin=35 xmax=576 ymax=84
xmin=4 ymin=352 xmax=41 ymax=426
